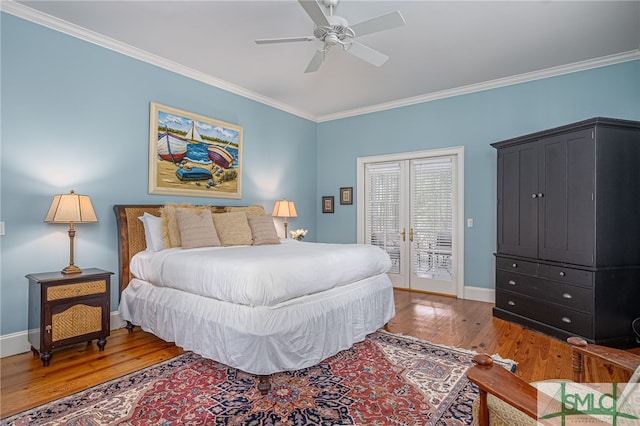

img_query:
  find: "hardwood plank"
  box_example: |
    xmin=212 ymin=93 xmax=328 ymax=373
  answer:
xmin=1 ymin=330 xmax=183 ymax=418
xmin=2 ymin=290 xmax=637 ymax=418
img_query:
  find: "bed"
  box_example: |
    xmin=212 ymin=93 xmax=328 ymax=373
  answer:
xmin=114 ymin=204 xmax=395 ymax=394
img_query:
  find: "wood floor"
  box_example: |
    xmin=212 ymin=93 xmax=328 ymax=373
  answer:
xmin=2 ymin=289 xmax=638 ymax=418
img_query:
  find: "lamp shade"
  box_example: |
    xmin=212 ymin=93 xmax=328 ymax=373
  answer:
xmin=45 ymin=190 xmax=98 ymax=223
xmin=272 ymin=199 xmax=297 ymax=218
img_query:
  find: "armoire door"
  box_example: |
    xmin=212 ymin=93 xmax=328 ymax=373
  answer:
xmin=538 ymin=129 xmax=595 ymax=266
xmin=496 ymin=142 xmax=539 ymax=258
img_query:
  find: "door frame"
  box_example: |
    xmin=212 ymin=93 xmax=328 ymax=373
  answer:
xmin=356 ymin=146 xmax=465 ymax=298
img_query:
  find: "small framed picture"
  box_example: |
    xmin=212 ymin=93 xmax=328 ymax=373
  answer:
xmin=340 ymin=187 xmax=353 ymax=205
xmin=322 ymin=196 xmax=334 ymax=213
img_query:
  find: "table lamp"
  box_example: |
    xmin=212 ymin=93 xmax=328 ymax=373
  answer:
xmin=44 ymin=190 xmax=98 ymax=274
xmin=272 ymin=199 xmax=297 ymax=238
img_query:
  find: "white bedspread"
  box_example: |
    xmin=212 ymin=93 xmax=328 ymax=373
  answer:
xmin=130 ymin=239 xmax=391 ymax=307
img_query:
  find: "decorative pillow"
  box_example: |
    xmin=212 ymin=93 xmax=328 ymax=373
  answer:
xmin=160 ymin=203 xmax=209 ymax=248
xmin=175 ymin=208 xmax=221 ymax=249
xmin=247 ymin=215 xmax=281 ymax=246
xmin=212 ymin=212 xmax=253 ymax=246
xmin=138 ymin=212 xmax=165 ymax=252
xmin=225 ymin=205 xmax=266 ymax=216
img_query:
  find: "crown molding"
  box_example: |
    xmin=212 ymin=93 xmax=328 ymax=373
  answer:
xmin=3 ymin=1 xmax=638 ymax=124
xmin=1 ymin=0 xmax=316 ymax=122
xmin=316 ymin=49 xmax=640 ymax=122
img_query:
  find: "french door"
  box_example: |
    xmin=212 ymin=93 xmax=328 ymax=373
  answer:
xmin=357 ymin=148 xmax=464 ymax=296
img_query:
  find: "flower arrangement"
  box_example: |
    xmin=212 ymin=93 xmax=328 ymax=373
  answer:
xmin=290 ymin=228 xmax=308 ymax=241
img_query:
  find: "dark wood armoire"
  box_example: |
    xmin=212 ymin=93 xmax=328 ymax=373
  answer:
xmin=492 ymin=117 xmax=640 ymax=348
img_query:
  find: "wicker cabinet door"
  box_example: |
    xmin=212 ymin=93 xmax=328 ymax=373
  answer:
xmin=50 ymin=302 xmax=104 ymax=345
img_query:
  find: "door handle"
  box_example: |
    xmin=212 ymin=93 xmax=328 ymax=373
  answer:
xmin=401 ymin=228 xmax=406 ymax=241
xmin=409 ymin=228 xmax=414 ymax=242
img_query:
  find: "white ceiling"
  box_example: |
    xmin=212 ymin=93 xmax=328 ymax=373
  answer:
xmin=6 ymin=1 xmax=640 ymax=121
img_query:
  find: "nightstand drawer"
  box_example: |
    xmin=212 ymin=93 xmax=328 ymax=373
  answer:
xmin=47 ymin=280 xmax=107 ymax=301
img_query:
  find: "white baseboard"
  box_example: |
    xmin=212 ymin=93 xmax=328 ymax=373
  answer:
xmin=111 ymin=310 xmax=126 ymax=329
xmin=463 ymin=286 xmax=495 ymax=304
xmin=1 ymin=311 xmax=126 ymax=358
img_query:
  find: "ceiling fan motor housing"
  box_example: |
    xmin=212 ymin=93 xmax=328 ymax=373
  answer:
xmin=313 ymin=15 xmax=351 ymax=44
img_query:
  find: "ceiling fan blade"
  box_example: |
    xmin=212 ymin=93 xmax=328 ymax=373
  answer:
xmin=255 ymin=36 xmax=315 ymax=44
xmin=304 ymin=49 xmax=325 ymax=73
xmin=298 ymin=0 xmax=330 ymax=28
xmin=346 ymin=42 xmax=389 ymax=67
xmin=349 ymin=11 xmax=406 ymax=37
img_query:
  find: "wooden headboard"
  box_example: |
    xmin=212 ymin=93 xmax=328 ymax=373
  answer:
xmin=113 ymin=204 xmax=231 ymax=297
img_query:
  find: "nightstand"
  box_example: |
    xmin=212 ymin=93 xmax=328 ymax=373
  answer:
xmin=27 ymin=268 xmax=113 ymax=366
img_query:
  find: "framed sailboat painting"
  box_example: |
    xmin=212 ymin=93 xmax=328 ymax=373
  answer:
xmin=148 ymin=102 xmax=243 ymax=199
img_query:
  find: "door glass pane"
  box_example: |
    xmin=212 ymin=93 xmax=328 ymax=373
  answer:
xmin=411 ymin=157 xmax=453 ymax=281
xmin=365 ymin=162 xmax=401 ymax=274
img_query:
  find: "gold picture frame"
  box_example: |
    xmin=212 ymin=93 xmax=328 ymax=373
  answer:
xmin=148 ymin=102 xmax=243 ymax=199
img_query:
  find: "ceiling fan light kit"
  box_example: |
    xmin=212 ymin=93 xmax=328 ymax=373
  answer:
xmin=255 ymin=0 xmax=405 ymax=73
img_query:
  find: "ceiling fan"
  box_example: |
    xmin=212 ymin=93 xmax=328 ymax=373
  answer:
xmin=255 ymin=0 xmax=406 ymax=73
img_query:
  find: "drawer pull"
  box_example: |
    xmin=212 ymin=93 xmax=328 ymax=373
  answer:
xmin=561 ymin=317 xmax=572 ymax=324
xmin=562 ymin=293 xmax=572 ymax=299
xmin=512 ymin=263 xmax=518 ymax=268
xmin=559 ymin=271 xmax=566 ymax=277
xmin=508 ymin=280 xmax=516 ymax=285
xmin=508 ymin=300 xmax=515 ymax=306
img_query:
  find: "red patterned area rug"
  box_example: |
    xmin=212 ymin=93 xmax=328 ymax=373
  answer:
xmin=2 ymin=331 xmax=515 ymax=426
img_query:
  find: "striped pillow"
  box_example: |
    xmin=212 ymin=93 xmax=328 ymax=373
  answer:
xmin=248 ymin=215 xmax=281 ymax=246
xmin=175 ymin=208 xmax=221 ymax=249
xmin=212 ymin=212 xmax=253 ymax=246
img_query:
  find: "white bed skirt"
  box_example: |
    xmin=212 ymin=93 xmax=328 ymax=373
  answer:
xmin=119 ymin=273 xmax=395 ymax=375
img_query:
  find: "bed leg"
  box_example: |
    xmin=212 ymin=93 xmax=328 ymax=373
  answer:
xmin=258 ymin=375 xmax=271 ymax=395
xmin=125 ymin=321 xmax=134 ymax=334
xmin=383 ymin=322 xmax=392 ymax=332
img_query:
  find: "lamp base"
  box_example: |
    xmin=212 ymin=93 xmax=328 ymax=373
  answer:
xmin=62 ymin=264 xmax=82 ymax=275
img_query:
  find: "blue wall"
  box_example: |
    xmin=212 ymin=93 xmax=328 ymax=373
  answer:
xmin=0 ymin=14 xmax=317 ymax=335
xmin=316 ymin=62 xmax=640 ymax=287
xmin=1 ymin=12 xmax=639 ymax=336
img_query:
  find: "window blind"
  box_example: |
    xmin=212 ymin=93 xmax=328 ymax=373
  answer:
xmin=365 ymin=162 xmax=401 ymax=274
xmin=411 ymin=157 xmax=453 ymax=280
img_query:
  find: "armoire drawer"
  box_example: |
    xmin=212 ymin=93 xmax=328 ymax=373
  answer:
xmin=537 ymin=264 xmax=593 ymax=288
xmin=496 ymin=271 xmax=593 ymax=313
xmin=496 ymin=291 xmax=593 ymax=337
xmin=495 ymin=257 xmax=538 ymax=276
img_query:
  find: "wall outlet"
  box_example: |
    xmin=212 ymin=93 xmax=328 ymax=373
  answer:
xmin=467 ymin=218 xmax=473 ymax=228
